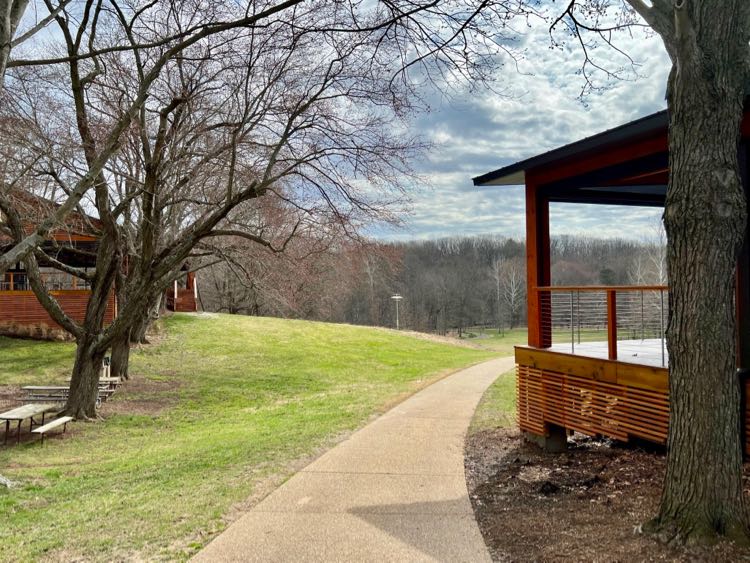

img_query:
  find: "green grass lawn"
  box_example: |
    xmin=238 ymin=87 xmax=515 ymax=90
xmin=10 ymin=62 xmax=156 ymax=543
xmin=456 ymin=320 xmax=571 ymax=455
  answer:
xmin=0 ymin=336 xmax=75 ymax=385
xmin=461 ymin=327 xmax=528 ymax=355
xmin=0 ymin=313 xmax=498 ymax=562
xmin=461 ymin=326 xmax=628 ymax=355
xmin=469 ymin=368 xmax=517 ymax=433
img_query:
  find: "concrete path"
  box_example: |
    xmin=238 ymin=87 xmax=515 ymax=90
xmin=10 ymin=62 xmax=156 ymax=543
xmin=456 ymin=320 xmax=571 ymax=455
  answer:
xmin=194 ymin=356 xmax=515 ymax=563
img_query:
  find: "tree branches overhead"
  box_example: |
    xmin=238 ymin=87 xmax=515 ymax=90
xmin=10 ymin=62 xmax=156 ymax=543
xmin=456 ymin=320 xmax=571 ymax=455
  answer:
xmin=547 ymin=0 xmax=654 ymax=98
xmin=0 ymin=0 xmax=531 ymax=276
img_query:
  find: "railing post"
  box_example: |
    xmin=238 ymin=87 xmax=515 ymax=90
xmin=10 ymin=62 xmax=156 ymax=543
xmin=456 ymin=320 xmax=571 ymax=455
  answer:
xmin=640 ymin=290 xmax=645 ymax=340
xmin=570 ymin=291 xmax=575 ymax=354
xmin=607 ymin=289 xmax=617 ymax=360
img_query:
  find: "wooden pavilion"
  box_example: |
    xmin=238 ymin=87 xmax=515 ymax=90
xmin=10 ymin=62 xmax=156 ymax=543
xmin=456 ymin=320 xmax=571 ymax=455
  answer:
xmin=1 ymin=191 xmax=198 ymax=338
xmin=474 ymin=107 xmax=750 ymax=453
xmin=0 ymin=191 xmax=116 ymax=339
xmin=165 ymin=266 xmax=198 ymax=313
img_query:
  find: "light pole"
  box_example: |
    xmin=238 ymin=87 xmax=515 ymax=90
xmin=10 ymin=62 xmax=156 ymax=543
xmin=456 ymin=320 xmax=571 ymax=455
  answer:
xmin=391 ymin=294 xmax=403 ymax=330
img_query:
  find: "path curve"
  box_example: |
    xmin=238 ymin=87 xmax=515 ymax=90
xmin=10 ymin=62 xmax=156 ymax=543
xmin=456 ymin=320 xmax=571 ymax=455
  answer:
xmin=194 ymin=356 xmax=515 ymax=562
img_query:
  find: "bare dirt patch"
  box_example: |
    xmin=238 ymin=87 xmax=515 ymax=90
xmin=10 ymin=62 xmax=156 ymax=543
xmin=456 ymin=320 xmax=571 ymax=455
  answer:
xmin=0 ymin=385 xmax=21 ymax=410
xmin=100 ymin=377 xmax=180 ymax=417
xmin=465 ymin=428 xmax=750 ymax=562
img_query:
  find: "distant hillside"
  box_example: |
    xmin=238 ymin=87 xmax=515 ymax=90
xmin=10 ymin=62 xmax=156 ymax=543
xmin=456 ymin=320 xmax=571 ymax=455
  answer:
xmin=200 ymin=233 xmax=665 ymax=335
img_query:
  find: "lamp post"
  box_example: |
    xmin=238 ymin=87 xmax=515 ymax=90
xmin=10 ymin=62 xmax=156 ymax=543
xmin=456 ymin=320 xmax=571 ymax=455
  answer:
xmin=391 ymin=294 xmax=403 ymax=330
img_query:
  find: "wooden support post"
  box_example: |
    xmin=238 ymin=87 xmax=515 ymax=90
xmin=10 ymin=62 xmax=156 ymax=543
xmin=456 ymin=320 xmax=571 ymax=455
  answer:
xmin=607 ymin=289 xmax=618 ymax=360
xmin=525 ymin=179 xmax=551 ymax=348
xmin=524 ymin=424 xmax=567 ymax=453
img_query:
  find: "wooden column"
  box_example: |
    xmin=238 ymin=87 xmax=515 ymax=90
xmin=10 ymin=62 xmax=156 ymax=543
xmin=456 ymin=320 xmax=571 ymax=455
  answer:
xmin=525 ymin=178 xmax=551 ymax=348
xmin=607 ymin=289 xmax=618 ymax=360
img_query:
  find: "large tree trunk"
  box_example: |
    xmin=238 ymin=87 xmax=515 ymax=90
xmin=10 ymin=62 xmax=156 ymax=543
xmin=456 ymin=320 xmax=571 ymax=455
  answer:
xmin=65 ymin=242 xmax=119 ymax=417
xmin=0 ymin=0 xmax=29 ymax=88
xmin=131 ymin=292 xmax=162 ymax=344
xmin=647 ymin=2 xmax=750 ymax=544
xmin=110 ymin=329 xmax=131 ymax=381
xmin=66 ymin=333 xmax=105 ymax=419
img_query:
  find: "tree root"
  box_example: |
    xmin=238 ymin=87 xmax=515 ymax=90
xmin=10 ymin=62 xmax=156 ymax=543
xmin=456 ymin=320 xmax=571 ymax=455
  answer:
xmin=643 ymin=515 xmax=750 ymax=547
xmin=64 ymin=408 xmax=103 ymax=422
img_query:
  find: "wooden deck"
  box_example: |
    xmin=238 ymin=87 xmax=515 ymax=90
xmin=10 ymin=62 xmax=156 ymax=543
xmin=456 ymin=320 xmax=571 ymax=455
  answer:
xmin=549 ymin=338 xmax=668 ymax=368
xmin=515 ymin=345 xmax=670 ymax=447
xmin=516 ymin=342 xmax=750 ymax=455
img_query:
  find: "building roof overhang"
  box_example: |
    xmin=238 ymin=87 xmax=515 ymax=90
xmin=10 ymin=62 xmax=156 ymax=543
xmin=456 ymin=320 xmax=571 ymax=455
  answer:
xmin=472 ymin=110 xmax=669 ymax=189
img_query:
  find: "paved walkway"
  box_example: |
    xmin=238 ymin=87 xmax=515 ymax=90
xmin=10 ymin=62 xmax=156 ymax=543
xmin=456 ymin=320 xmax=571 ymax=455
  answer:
xmin=194 ymin=357 xmax=515 ymax=563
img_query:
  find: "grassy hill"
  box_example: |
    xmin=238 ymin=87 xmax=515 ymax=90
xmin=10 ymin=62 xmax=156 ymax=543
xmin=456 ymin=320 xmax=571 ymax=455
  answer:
xmin=0 ymin=313 xmax=498 ymax=562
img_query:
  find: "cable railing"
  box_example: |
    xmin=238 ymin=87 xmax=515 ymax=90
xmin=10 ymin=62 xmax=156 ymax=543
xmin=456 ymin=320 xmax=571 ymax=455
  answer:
xmin=537 ymin=285 xmax=669 ymax=367
xmin=1 ymin=271 xmax=91 ymax=291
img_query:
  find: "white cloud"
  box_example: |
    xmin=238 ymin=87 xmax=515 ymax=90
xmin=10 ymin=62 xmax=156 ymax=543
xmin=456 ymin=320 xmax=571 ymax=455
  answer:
xmin=376 ymin=13 xmax=672 ymax=242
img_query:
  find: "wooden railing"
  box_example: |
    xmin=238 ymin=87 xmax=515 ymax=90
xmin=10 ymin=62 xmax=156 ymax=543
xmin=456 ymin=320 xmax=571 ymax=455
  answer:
xmin=0 ymin=272 xmax=28 ymax=291
xmin=535 ymin=285 xmax=669 ymax=367
xmin=1 ymin=271 xmax=91 ymax=292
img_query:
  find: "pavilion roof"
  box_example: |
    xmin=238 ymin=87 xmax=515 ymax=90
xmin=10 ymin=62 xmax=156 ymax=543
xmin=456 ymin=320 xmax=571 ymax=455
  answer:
xmin=472 ymin=110 xmax=668 ymax=188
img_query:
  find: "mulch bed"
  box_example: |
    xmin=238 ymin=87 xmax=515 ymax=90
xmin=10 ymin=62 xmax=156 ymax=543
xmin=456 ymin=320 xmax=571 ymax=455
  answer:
xmin=465 ymin=428 xmax=750 ymax=562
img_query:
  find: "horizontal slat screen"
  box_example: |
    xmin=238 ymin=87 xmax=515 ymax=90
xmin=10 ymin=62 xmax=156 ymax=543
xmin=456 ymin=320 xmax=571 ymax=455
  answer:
xmin=517 ymin=364 xmax=669 ymax=445
xmin=0 ymin=290 xmax=115 ymax=330
xmin=518 ymin=364 xmax=750 ymax=455
xmin=165 ymin=289 xmax=196 ymax=312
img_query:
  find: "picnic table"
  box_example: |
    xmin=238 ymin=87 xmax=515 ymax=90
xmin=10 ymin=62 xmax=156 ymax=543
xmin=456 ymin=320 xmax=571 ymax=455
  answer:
xmin=22 ymin=385 xmax=69 ymax=404
xmin=0 ymin=403 xmax=58 ymax=445
xmin=66 ymin=376 xmax=122 ymax=390
xmin=23 ymin=382 xmax=116 ymax=406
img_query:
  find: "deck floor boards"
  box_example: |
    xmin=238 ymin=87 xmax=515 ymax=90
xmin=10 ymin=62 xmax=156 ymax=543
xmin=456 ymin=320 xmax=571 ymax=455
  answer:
xmin=549 ymin=338 xmax=668 ymax=368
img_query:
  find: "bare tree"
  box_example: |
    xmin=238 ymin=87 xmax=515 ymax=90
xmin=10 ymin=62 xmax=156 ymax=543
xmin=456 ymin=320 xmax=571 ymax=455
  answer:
xmin=493 ymin=256 xmax=525 ymax=329
xmin=3 ymin=0 xmax=531 ymax=418
xmin=628 ymin=218 xmax=667 ymax=285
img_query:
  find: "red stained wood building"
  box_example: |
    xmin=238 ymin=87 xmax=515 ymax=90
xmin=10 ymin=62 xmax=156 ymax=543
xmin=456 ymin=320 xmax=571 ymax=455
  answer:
xmin=474 ymin=107 xmax=750 ymax=453
xmin=1 ymin=192 xmax=200 ymax=339
xmin=1 ymin=192 xmax=198 ymax=339
xmin=0 ymin=192 xmax=117 ymax=339
xmin=165 ymin=267 xmax=198 ymax=314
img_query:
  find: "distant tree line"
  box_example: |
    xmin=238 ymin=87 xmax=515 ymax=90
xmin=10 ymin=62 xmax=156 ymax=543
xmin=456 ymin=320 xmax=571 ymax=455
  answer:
xmin=200 ymin=231 xmax=667 ymax=334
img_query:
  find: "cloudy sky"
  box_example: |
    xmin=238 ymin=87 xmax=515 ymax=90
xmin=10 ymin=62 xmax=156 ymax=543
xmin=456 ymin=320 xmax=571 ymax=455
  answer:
xmin=376 ymin=10 xmax=672 ymax=242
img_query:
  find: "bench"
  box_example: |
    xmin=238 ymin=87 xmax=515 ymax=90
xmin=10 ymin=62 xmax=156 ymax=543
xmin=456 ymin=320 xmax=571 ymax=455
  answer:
xmin=32 ymin=416 xmax=74 ymax=444
xmin=66 ymin=376 xmax=122 ymax=391
xmin=0 ymin=403 xmax=59 ymax=445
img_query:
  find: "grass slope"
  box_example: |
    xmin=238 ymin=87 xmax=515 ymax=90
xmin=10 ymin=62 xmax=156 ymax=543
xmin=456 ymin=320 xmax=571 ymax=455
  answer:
xmin=0 ymin=313 xmax=496 ymax=562
xmin=469 ymin=368 xmax=517 ymax=433
xmin=461 ymin=327 xmax=528 ymax=355
xmin=0 ymin=337 xmax=74 ymax=386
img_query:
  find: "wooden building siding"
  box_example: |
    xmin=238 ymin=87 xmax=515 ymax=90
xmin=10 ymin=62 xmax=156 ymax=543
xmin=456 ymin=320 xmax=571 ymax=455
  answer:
xmin=165 ymin=288 xmax=197 ymax=313
xmin=0 ymin=290 xmax=116 ymax=330
xmin=174 ymin=289 xmax=196 ymax=312
xmin=516 ymin=347 xmax=750 ymax=454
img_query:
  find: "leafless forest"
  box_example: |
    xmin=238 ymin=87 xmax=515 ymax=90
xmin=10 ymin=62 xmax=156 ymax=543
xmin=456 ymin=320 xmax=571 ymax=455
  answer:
xmin=200 ymin=232 xmax=667 ymax=334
